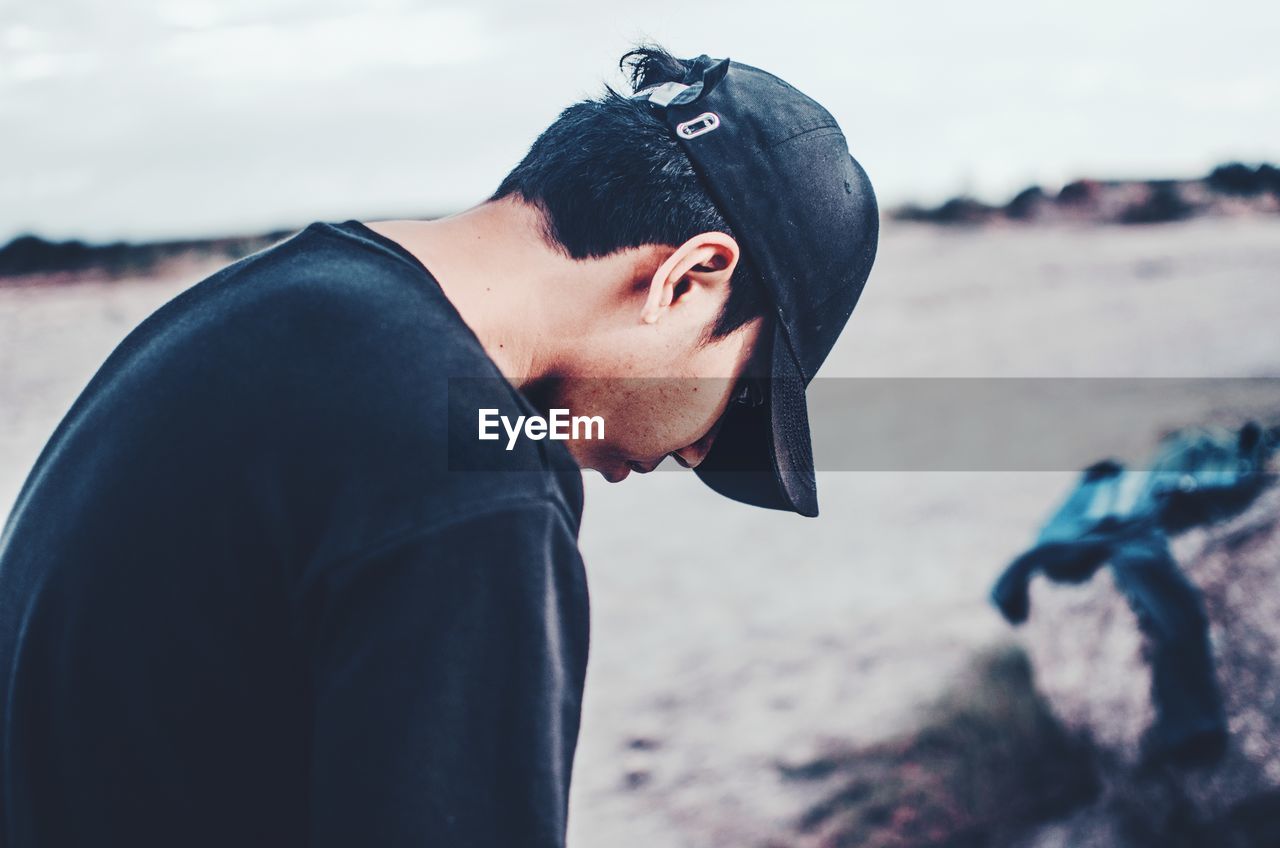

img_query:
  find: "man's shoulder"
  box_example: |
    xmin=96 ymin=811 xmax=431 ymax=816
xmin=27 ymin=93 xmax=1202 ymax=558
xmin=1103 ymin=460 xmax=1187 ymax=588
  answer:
xmin=72 ymin=219 xmax=583 ymax=537
xmin=258 ymin=223 xmax=586 ymax=527
xmin=205 ymin=221 xmax=450 ymax=325
xmin=256 ymin=223 xmax=587 ymax=533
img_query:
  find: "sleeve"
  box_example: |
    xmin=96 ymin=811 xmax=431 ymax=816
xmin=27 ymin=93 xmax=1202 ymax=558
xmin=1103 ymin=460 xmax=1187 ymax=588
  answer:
xmin=305 ymin=500 xmax=590 ymax=848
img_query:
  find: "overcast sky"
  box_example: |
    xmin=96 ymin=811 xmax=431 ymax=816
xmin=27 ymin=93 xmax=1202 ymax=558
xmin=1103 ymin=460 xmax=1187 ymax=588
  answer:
xmin=2 ymin=0 xmax=1277 ymax=242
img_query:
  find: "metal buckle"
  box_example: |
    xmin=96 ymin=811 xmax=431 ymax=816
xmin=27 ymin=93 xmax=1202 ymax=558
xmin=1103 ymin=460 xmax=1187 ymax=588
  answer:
xmin=676 ymin=112 xmax=720 ymax=139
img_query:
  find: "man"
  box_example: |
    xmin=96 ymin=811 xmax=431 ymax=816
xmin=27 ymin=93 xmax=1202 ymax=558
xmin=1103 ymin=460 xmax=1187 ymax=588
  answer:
xmin=0 ymin=46 xmax=876 ymax=846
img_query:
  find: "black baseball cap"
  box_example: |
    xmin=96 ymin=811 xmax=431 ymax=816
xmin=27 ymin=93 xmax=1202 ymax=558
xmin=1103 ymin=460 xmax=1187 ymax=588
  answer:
xmin=632 ymin=54 xmax=879 ymax=517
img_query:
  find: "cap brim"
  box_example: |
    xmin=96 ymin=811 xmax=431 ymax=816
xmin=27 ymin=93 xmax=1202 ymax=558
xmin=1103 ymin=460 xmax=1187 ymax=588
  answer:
xmin=694 ymin=321 xmax=819 ymax=517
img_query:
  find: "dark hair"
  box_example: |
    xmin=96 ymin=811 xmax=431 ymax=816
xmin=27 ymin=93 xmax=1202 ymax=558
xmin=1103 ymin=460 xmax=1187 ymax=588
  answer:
xmin=490 ymin=45 xmax=767 ymax=339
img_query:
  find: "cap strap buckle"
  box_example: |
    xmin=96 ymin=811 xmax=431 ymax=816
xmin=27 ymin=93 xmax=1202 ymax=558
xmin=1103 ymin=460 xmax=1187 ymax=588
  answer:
xmin=676 ymin=112 xmax=720 ymax=139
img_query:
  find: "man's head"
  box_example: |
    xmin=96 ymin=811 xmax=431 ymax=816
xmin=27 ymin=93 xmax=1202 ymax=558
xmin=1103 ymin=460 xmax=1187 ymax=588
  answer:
xmin=487 ymin=45 xmax=879 ymax=510
xmin=491 ymin=46 xmax=772 ymax=482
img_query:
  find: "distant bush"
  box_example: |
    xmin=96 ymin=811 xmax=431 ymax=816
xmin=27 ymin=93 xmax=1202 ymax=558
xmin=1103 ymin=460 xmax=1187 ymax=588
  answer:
xmin=1004 ymin=186 xmax=1047 ymax=220
xmin=889 ymin=163 xmax=1280 ymax=227
xmin=0 ymin=235 xmax=121 ymax=276
xmin=1057 ymin=179 xmax=1101 ymax=206
xmin=0 ymin=231 xmax=292 ymax=279
xmin=1207 ymin=162 xmax=1280 ymax=197
xmin=1119 ymin=182 xmax=1195 ymax=225
xmin=895 ymin=197 xmax=998 ymax=225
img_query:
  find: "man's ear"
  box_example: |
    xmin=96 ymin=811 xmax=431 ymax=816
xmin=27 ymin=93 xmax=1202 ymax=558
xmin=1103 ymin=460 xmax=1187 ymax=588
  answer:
xmin=641 ymin=232 xmax=740 ymax=325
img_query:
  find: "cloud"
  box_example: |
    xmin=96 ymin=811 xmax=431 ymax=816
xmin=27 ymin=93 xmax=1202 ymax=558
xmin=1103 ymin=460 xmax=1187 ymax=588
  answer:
xmin=3 ymin=0 xmax=1279 ymax=241
xmin=158 ymin=8 xmax=494 ymax=83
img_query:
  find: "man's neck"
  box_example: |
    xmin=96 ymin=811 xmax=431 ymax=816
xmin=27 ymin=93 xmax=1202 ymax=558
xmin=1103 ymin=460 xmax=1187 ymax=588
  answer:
xmin=364 ymin=199 xmax=554 ymax=387
xmin=366 ymin=198 xmax=662 ymax=388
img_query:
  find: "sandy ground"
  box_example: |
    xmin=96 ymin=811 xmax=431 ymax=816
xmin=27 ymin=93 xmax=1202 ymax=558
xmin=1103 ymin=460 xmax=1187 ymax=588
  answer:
xmin=2 ymin=218 xmax=1279 ymax=845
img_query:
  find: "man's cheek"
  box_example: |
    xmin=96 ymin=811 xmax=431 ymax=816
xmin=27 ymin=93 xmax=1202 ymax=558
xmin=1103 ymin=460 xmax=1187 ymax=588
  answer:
xmin=672 ymin=401 xmax=724 ymax=451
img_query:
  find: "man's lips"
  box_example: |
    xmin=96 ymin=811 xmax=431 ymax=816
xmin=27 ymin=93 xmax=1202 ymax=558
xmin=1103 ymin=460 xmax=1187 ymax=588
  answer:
xmin=602 ymin=458 xmax=663 ymax=483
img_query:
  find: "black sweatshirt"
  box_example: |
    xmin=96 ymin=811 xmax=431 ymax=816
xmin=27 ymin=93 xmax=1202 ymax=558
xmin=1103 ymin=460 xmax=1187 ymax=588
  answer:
xmin=0 ymin=222 xmax=590 ymax=847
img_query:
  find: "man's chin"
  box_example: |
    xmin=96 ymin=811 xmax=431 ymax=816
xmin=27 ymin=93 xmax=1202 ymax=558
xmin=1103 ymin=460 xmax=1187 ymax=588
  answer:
xmin=601 ymin=466 xmax=631 ymax=483
xmin=583 ymin=458 xmax=631 ymax=483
